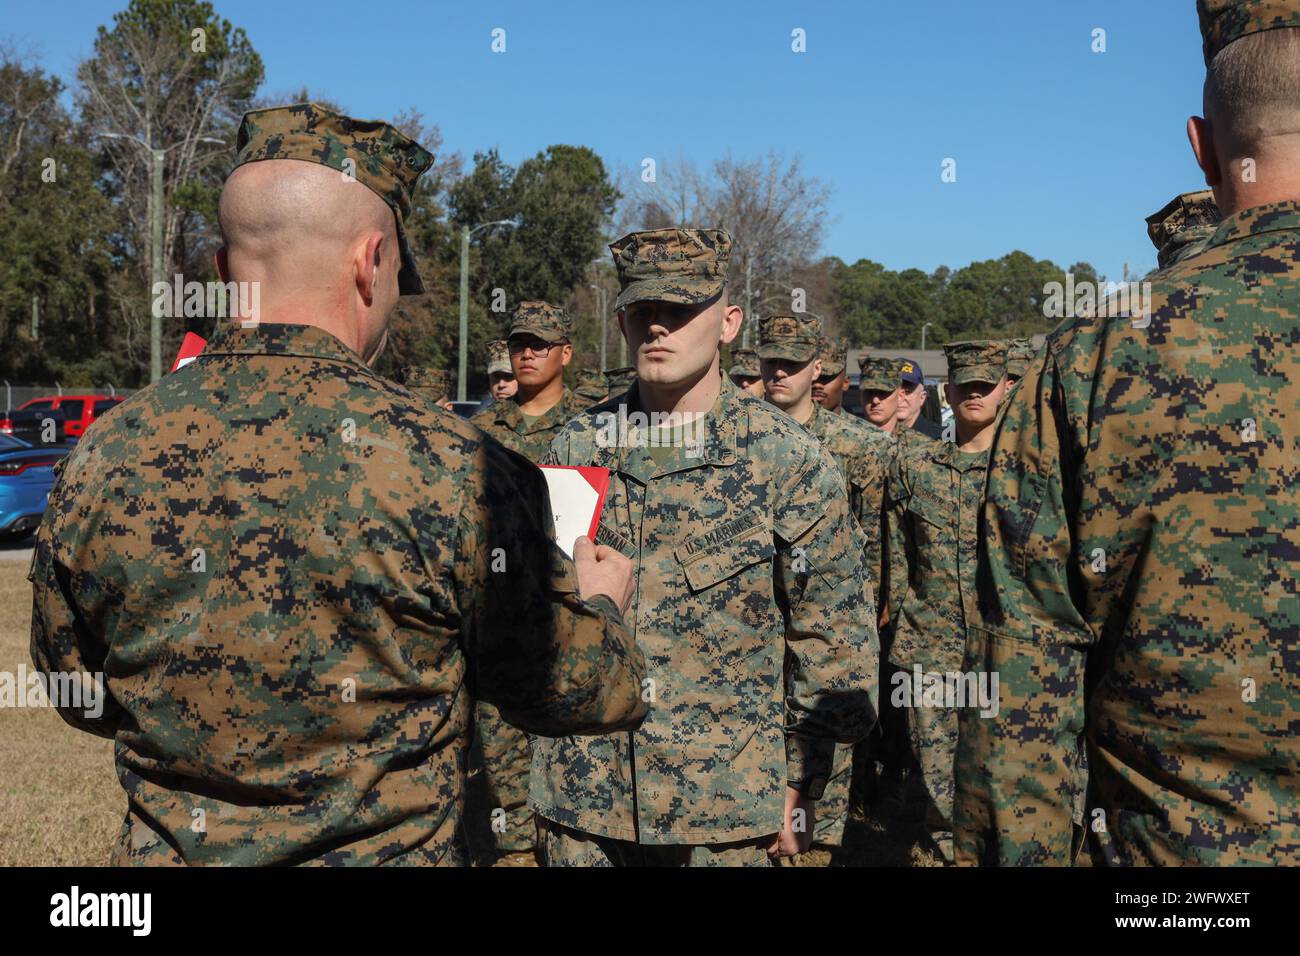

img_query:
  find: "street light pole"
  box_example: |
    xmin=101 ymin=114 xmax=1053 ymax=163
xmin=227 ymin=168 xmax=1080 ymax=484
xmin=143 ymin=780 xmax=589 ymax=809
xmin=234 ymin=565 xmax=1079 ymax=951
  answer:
xmin=920 ymin=321 xmax=934 ymax=352
xmin=590 ymin=284 xmax=607 ymax=370
xmin=150 ymin=148 xmax=164 ymax=383
xmin=457 ymin=217 xmax=519 ymax=402
xmin=459 ymin=225 xmax=470 ymax=402
xmin=95 ymin=132 xmax=223 ymax=384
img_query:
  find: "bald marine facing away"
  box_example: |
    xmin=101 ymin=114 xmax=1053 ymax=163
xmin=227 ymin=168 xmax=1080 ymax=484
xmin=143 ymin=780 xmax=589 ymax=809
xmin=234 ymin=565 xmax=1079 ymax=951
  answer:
xmin=28 ymin=103 xmax=647 ymax=866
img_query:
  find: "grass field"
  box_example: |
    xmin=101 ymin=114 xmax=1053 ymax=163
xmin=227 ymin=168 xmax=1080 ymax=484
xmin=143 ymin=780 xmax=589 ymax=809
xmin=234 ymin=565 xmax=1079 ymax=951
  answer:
xmin=0 ymin=562 xmax=121 ymax=866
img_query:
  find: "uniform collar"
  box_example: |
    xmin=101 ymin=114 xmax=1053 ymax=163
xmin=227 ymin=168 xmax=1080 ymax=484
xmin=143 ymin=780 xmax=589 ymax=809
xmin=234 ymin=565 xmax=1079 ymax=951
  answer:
xmin=592 ymin=374 xmax=740 ymax=480
xmin=491 ymin=387 xmax=580 ymax=433
xmin=929 ymin=439 xmax=990 ymax=472
xmin=202 ymin=322 xmax=366 ymax=366
xmin=1206 ymin=200 xmax=1300 ymax=249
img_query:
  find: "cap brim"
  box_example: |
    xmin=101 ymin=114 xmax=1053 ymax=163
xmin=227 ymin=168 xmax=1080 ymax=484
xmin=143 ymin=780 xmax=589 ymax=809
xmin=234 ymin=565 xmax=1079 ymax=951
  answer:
xmin=487 ymin=362 xmax=513 ymax=375
xmin=951 ymin=367 xmax=1004 ymax=386
xmin=613 ymin=277 xmax=724 ymax=311
xmin=757 ymin=343 xmax=817 ymax=363
xmin=507 ymin=325 xmax=568 ymax=343
xmin=859 ymin=378 xmax=896 ymax=393
xmin=821 ymin=362 xmax=846 ymax=376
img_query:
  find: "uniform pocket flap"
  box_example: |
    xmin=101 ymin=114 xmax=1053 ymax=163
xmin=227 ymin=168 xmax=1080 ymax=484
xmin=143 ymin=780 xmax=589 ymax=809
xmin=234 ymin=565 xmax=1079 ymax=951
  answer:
xmin=676 ymin=520 xmax=774 ymax=593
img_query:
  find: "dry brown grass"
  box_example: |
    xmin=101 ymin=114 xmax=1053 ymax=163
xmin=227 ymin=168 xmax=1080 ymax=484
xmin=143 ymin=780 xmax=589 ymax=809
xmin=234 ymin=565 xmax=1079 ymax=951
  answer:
xmin=0 ymin=563 xmax=121 ymax=866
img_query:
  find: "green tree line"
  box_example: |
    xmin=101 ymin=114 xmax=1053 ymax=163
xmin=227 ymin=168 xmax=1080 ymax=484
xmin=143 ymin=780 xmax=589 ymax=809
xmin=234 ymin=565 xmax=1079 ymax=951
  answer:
xmin=1 ymin=0 xmax=1100 ymax=396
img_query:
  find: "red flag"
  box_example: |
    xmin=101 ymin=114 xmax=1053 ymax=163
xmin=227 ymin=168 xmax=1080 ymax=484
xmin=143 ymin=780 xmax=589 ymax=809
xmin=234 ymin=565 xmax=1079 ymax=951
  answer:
xmin=170 ymin=332 xmax=207 ymax=373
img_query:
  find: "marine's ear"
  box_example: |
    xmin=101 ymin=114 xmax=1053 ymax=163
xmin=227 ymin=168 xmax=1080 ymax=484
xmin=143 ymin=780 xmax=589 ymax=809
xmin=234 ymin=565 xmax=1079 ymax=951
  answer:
xmin=1187 ymin=115 xmax=1222 ymax=189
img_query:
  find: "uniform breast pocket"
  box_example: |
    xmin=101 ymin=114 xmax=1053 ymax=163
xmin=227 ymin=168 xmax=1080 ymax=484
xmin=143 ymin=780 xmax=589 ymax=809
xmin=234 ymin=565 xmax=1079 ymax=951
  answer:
xmin=675 ymin=522 xmax=774 ymax=595
xmin=673 ymin=519 xmax=779 ymax=688
xmin=908 ymin=494 xmax=951 ymax=548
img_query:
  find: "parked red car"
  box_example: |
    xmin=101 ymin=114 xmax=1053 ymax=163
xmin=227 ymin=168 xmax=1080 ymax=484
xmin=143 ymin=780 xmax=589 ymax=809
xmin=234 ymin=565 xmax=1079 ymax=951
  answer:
xmin=15 ymin=394 xmax=125 ymax=440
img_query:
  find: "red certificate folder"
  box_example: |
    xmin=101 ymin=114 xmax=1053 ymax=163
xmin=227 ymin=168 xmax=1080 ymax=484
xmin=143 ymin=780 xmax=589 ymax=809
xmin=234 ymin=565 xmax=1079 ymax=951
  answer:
xmin=170 ymin=332 xmax=207 ymax=372
xmin=537 ymin=465 xmax=610 ymax=558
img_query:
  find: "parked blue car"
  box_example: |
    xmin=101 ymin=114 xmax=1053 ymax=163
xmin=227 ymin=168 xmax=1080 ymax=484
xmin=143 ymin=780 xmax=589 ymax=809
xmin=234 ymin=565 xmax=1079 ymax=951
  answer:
xmin=0 ymin=434 xmax=69 ymax=540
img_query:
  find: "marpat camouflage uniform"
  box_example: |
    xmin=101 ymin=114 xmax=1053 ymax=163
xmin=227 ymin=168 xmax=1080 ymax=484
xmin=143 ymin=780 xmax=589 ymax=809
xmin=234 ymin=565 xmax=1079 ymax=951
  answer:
xmin=534 ymin=378 xmax=878 ymax=852
xmin=465 ymin=300 xmax=587 ymax=856
xmin=954 ymin=0 xmax=1300 ymax=867
xmin=470 ymin=301 xmax=586 ymax=459
xmin=1146 ymin=190 xmax=1221 ymax=275
xmin=574 ymin=369 xmax=608 ymax=406
xmin=28 ymin=323 xmax=647 ymax=866
xmin=801 ymin=401 xmax=895 ymax=847
xmin=404 ymin=366 xmax=452 ymax=405
xmin=757 ymin=316 xmax=895 ymax=848
xmin=532 ymin=228 xmax=879 ymax=863
xmin=28 ymin=104 xmax=647 ymax=867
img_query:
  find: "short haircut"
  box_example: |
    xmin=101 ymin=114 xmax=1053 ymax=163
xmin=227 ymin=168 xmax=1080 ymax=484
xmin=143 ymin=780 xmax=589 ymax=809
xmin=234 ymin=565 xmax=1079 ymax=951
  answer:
xmin=1205 ymin=28 xmax=1300 ymax=150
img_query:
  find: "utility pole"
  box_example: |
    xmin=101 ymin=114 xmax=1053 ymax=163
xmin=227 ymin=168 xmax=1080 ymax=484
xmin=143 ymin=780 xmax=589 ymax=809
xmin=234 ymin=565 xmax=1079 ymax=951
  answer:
xmin=618 ymin=289 xmax=627 ymax=367
xmin=590 ymin=283 xmax=607 ymax=370
xmin=459 ymin=225 xmax=470 ymax=403
xmin=150 ymin=148 xmax=164 ymax=383
xmin=31 ymin=296 xmax=39 ymax=341
xmin=458 ymin=217 xmax=519 ymax=401
xmin=93 ymin=132 xmax=222 ymax=383
xmin=742 ymin=256 xmax=754 ymax=348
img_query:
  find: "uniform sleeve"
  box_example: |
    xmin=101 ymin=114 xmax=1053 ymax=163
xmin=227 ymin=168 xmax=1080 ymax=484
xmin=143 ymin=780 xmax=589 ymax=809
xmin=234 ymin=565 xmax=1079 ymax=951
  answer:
xmin=954 ymin=346 xmax=1092 ymax=866
xmin=774 ymin=440 xmax=879 ymax=792
xmin=456 ymin=438 xmax=647 ymax=738
xmin=28 ymin=460 xmax=125 ymax=738
xmin=881 ymin=450 xmax=911 ymax=628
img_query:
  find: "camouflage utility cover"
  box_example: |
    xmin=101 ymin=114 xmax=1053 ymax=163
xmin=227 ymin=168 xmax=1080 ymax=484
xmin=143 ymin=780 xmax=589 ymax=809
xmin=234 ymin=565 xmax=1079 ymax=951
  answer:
xmin=943 ymin=340 xmax=1007 ymax=386
xmin=610 ymin=228 xmax=730 ymax=311
xmin=509 ymin=301 xmax=574 ymax=343
xmin=956 ymin=200 xmax=1300 ymax=865
xmin=403 ymin=366 xmax=451 ymax=403
xmin=29 ymin=322 xmax=647 ymax=865
xmin=757 ymin=314 xmax=820 ymax=363
xmin=1004 ymin=339 xmax=1035 ymax=380
xmin=1199 ymin=0 xmax=1300 ymax=63
xmin=1146 ymin=190 xmax=1222 ymax=272
xmin=486 ymin=340 xmax=511 ymax=375
xmin=858 ymin=355 xmax=900 ymax=393
xmin=604 ymin=366 xmax=637 ymax=396
xmin=574 ymin=369 xmax=608 ymax=404
xmin=818 ymin=334 xmax=849 ymax=377
xmin=728 ymin=348 xmax=760 ymax=379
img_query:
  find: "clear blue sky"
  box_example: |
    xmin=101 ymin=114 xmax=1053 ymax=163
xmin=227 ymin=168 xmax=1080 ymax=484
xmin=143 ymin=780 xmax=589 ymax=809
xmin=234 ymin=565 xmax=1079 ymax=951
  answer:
xmin=8 ymin=0 xmax=1207 ymax=280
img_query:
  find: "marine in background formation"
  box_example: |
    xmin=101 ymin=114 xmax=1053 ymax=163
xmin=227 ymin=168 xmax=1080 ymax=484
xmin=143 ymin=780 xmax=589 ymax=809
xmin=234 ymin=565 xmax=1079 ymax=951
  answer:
xmin=885 ymin=341 xmax=1009 ymax=865
xmin=727 ymin=346 xmax=765 ymax=399
xmin=758 ymin=314 xmax=895 ymax=856
xmin=486 ymin=340 xmax=517 ymax=402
